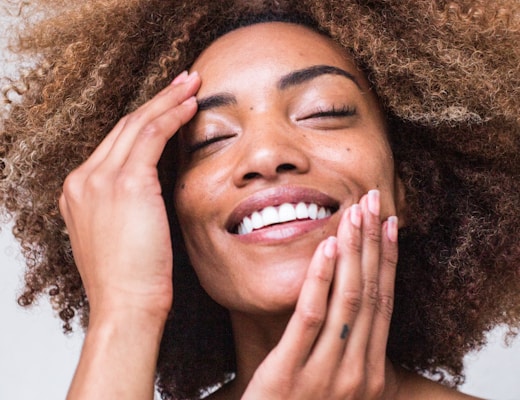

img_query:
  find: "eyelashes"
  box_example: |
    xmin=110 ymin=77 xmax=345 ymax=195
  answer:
xmin=300 ymin=104 xmax=356 ymax=120
xmin=185 ymin=104 xmax=357 ymax=154
xmin=184 ymin=133 xmax=236 ymax=154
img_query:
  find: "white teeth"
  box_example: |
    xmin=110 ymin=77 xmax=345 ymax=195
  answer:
xmin=295 ymin=202 xmax=309 ymax=219
xmin=261 ymin=206 xmax=279 ymax=226
xmin=236 ymin=202 xmax=333 ymax=235
xmin=279 ymin=203 xmax=297 ymax=222
xmin=317 ymin=206 xmax=327 ymax=219
xmin=251 ymin=211 xmax=263 ymax=229
xmin=308 ymin=203 xmax=318 ymax=220
xmin=243 ymin=216 xmax=253 ymax=234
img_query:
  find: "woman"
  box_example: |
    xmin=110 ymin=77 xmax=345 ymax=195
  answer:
xmin=1 ymin=1 xmax=519 ymax=399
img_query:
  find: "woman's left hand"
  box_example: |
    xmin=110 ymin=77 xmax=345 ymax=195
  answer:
xmin=242 ymin=191 xmax=401 ymax=399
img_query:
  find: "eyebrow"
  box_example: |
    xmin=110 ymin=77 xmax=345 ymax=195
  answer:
xmin=278 ymin=65 xmax=361 ymax=90
xmin=197 ymin=93 xmax=237 ymax=111
xmin=196 ymin=64 xmax=361 ymax=112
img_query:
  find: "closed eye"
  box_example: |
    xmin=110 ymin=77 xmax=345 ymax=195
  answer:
xmin=302 ymin=105 xmax=356 ymax=120
xmin=184 ymin=134 xmax=236 ymax=153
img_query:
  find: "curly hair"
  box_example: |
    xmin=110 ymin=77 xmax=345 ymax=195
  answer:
xmin=1 ymin=0 xmax=519 ymax=398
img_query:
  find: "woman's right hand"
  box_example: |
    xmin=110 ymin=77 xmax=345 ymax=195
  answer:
xmin=59 ymin=71 xmax=200 ymax=322
xmin=61 ymin=71 xmax=201 ymax=399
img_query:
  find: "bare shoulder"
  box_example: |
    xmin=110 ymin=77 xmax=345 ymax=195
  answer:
xmin=396 ymin=367 xmax=484 ymax=400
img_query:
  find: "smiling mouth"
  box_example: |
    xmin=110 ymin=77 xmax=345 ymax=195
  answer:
xmin=234 ymin=202 xmax=336 ymax=235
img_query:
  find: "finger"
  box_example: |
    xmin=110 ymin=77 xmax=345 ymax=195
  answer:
xmin=123 ymin=96 xmax=197 ymax=170
xmin=366 ymin=217 xmax=398 ymax=373
xmin=80 ymin=71 xmax=190 ymax=173
xmin=308 ymin=205 xmax=362 ymax=368
xmin=274 ymin=237 xmax=337 ymax=369
xmin=101 ymin=72 xmax=200 ymax=169
xmin=342 ymin=190 xmax=382 ymax=362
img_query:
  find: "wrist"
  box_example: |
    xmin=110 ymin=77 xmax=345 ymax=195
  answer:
xmin=68 ymin=302 xmax=166 ymax=399
xmin=87 ymin=286 xmax=172 ymax=326
xmin=88 ymin=302 xmax=169 ymax=338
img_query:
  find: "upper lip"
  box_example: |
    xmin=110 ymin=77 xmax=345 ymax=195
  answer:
xmin=226 ymin=186 xmax=340 ymax=233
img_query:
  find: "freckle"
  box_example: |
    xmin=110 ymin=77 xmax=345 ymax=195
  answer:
xmin=249 ymin=106 xmax=254 ymax=111
xmin=180 ymin=183 xmax=186 ymax=189
xmin=346 ymin=147 xmax=351 ymax=152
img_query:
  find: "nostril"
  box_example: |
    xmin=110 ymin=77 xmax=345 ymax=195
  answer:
xmin=241 ymin=163 xmax=299 ymax=182
xmin=276 ymin=163 xmax=297 ymax=173
xmin=243 ymin=172 xmax=261 ymax=180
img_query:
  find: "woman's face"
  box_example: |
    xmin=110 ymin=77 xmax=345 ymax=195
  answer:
xmin=174 ymin=22 xmax=404 ymax=314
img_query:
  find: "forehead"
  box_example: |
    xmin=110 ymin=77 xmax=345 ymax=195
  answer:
xmin=191 ymin=22 xmax=364 ymax=86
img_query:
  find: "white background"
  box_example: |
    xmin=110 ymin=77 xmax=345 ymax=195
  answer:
xmin=1 ymin=8 xmax=520 ymax=400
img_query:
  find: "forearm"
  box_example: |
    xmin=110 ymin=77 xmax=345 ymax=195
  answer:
xmin=67 ymin=310 xmax=166 ymax=400
xmin=395 ymin=367 xmax=483 ymax=400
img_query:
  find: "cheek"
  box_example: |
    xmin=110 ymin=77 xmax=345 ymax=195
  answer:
xmin=319 ymin=137 xmax=395 ymax=184
xmin=315 ymin=137 xmax=398 ymax=212
xmin=174 ymin=162 xmax=230 ymax=223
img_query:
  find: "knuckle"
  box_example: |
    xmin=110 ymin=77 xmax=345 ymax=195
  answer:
xmin=376 ymin=294 xmax=394 ymax=321
xmin=125 ymin=111 xmax=145 ymax=126
xmin=340 ymin=369 xmax=365 ymax=396
xmin=363 ymin=279 xmax=379 ymax=307
xmin=298 ymin=306 xmax=325 ymax=328
xmin=61 ymin=169 xmax=84 ymax=200
xmin=341 ymin=290 xmax=362 ymax=314
xmin=365 ymin=372 xmax=386 ymax=399
xmin=365 ymin=225 xmax=381 ymax=244
xmin=382 ymin=247 xmax=398 ymax=267
xmin=82 ymin=171 xmax=113 ymax=198
xmin=367 ymin=378 xmax=385 ymax=399
xmin=115 ymin=172 xmax=141 ymax=193
xmin=312 ymin=266 xmax=333 ymax=284
xmin=140 ymin=121 xmax=162 ymax=138
xmin=344 ymin=234 xmax=362 ymax=254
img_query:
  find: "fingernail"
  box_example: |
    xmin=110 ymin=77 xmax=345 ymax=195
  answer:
xmin=387 ymin=216 xmax=398 ymax=242
xmin=185 ymin=71 xmax=199 ymax=82
xmin=181 ymin=96 xmax=197 ymax=106
xmin=350 ymin=204 xmax=361 ymax=228
xmin=323 ymin=236 xmax=337 ymax=258
xmin=171 ymin=70 xmax=188 ymax=85
xmin=368 ymin=190 xmax=380 ymax=216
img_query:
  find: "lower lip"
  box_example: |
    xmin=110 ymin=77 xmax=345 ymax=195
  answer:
xmin=232 ymin=217 xmax=332 ymax=244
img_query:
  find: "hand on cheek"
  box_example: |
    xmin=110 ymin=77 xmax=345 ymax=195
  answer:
xmin=243 ymin=190 xmax=400 ymax=400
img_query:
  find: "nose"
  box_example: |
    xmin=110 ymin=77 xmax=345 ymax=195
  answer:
xmin=232 ymin=122 xmax=310 ymax=187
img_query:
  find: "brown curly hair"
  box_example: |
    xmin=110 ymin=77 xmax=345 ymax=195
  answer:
xmin=1 ymin=0 xmax=520 ymax=398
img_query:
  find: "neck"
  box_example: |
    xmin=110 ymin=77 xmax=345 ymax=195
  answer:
xmin=217 ymin=310 xmax=292 ymax=399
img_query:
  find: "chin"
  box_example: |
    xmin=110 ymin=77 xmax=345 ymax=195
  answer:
xmin=230 ymin=266 xmax=308 ymax=316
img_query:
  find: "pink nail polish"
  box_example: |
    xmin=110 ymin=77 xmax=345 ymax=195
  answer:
xmin=368 ymin=190 xmax=380 ymax=216
xmin=181 ymin=96 xmax=197 ymax=106
xmin=171 ymin=70 xmax=188 ymax=85
xmin=185 ymin=71 xmax=199 ymax=82
xmin=387 ymin=216 xmax=398 ymax=242
xmin=350 ymin=204 xmax=361 ymax=228
xmin=323 ymin=236 xmax=337 ymax=258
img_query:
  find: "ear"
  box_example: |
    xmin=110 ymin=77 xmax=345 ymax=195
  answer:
xmin=394 ymin=174 xmax=408 ymax=228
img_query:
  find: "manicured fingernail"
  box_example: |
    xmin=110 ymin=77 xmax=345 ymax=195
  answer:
xmin=181 ymin=96 xmax=197 ymax=106
xmin=387 ymin=216 xmax=398 ymax=242
xmin=368 ymin=190 xmax=380 ymax=216
xmin=185 ymin=71 xmax=199 ymax=82
xmin=350 ymin=204 xmax=361 ymax=228
xmin=171 ymin=70 xmax=188 ymax=85
xmin=323 ymin=236 xmax=337 ymax=258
